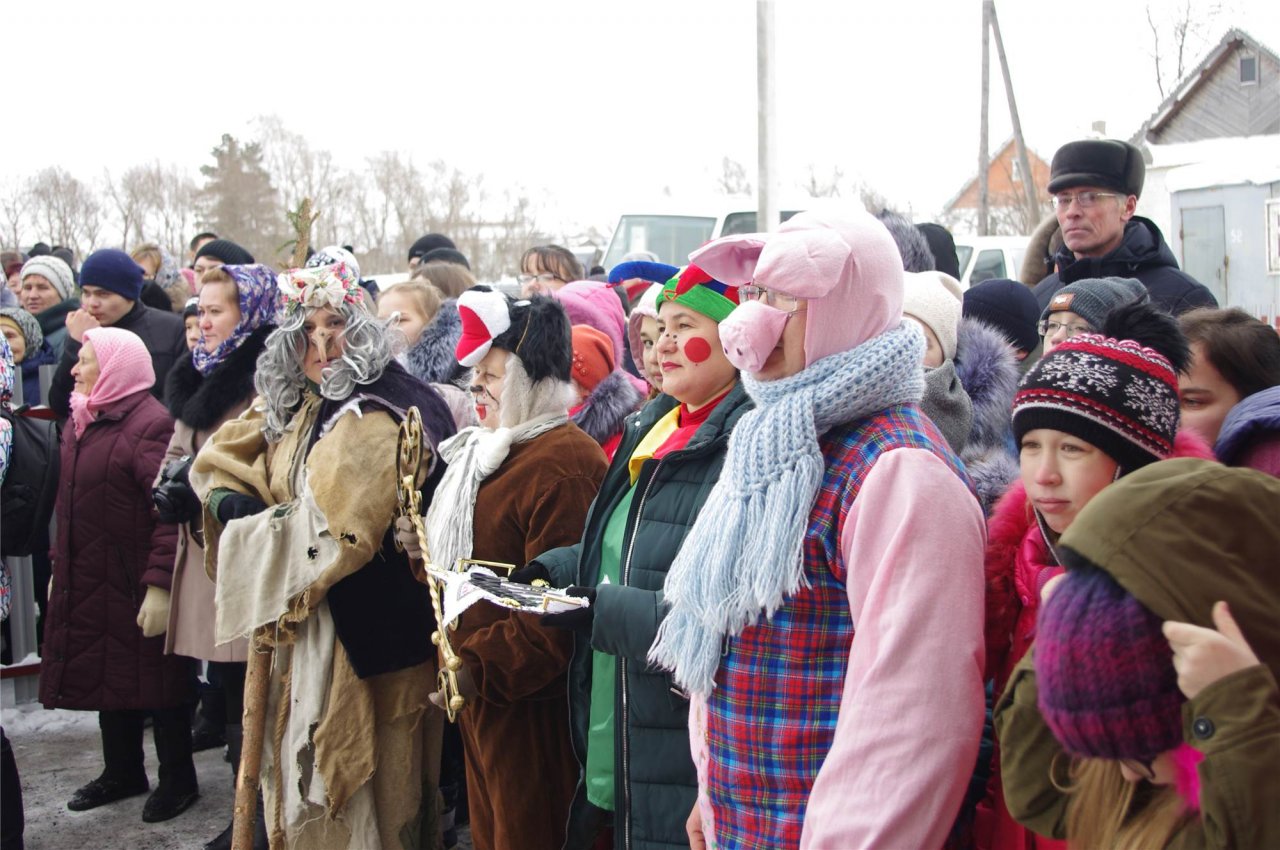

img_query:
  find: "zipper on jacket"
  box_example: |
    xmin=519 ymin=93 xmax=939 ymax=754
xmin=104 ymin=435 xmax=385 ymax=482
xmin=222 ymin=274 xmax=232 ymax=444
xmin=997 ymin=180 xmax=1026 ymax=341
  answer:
xmin=619 ymin=457 xmax=662 ymax=850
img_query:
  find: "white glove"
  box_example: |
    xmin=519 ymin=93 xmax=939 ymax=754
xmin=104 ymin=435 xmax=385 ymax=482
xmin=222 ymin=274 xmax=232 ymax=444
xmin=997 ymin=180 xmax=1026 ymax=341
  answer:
xmin=394 ymin=515 xmax=424 ymax=561
xmin=136 ymin=586 xmax=171 ymax=638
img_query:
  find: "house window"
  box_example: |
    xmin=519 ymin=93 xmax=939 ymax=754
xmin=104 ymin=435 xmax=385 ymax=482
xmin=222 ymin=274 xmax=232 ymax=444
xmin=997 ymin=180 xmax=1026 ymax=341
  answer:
xmin=1240 ymin=55 xmax=1258 ymax=85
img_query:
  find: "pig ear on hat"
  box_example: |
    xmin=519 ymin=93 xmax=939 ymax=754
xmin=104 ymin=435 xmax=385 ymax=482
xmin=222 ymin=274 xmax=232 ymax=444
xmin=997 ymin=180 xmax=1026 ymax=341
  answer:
xmin=455 ymin=289 xmax=513 ymax=367
xmin=752 ymin=227 xmax=851 ymax=299
xmin=690 ymin=234 xmax=769 ymax=285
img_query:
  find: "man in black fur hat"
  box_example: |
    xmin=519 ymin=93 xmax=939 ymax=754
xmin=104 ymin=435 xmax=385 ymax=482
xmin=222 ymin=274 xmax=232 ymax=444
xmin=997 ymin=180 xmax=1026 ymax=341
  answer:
xmin=1031 ymin=138 xmax=1216 ymax=316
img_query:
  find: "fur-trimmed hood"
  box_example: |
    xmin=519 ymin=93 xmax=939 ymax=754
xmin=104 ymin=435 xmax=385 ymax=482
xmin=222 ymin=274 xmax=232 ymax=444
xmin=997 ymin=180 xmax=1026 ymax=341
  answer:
xmin=955 ymin=317 xmax=1020 ymax=457
xmin=570 ymin=369 xmax=644 ymax=447
xmin=164 ymin=325 xmax=272 ymax=431
xmin=405 ymin=299 xmax=467 ymax=386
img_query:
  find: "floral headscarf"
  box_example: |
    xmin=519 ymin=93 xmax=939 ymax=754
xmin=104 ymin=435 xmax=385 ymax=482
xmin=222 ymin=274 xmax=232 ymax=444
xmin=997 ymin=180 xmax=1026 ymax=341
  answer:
xmin=0 ymin=336 xmax=13 ymax=485
xmin=192 ymin=263 xmax=280 ymax=375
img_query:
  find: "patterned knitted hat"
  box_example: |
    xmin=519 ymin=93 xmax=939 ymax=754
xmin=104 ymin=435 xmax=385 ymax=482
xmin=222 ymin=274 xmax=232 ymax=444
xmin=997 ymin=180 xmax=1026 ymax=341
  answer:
xmin=20 ymin=255 xmax=75 ymax=301
xmin=0 ymin=307 xmax=43 ymax=351
xmin=1035 ymin=564 xmax=1183 ymax=760
xmin=1012 ymin=333 xmax=1179 ymax=472
xmin=656 ymin=265 xmax=739 ymax=322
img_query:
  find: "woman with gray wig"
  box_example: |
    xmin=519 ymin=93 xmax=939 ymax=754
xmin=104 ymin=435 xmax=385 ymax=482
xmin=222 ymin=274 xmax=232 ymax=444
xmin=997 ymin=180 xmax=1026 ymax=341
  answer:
xmin=191 ymin=261 xmax=456 ymax=848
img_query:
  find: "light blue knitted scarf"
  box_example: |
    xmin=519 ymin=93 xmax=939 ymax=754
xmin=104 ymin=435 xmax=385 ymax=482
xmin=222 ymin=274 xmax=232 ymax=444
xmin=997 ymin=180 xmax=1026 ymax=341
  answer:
xmin=649 ymin=322 xmax=926 ymax=696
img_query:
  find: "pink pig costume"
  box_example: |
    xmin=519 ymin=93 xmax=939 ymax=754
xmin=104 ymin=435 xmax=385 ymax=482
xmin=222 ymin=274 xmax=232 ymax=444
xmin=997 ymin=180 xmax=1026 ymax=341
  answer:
xmin=650 ymin=208 xmax=986 ymax=849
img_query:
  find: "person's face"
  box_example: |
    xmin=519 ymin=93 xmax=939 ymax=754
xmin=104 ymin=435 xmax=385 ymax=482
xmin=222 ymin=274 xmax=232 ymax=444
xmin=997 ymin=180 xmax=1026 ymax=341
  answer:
xmin=135 ymin=255 xmax=159 ymax=278
xmin=79 ymin=285 xmax=133 ymax=326
xmin=197 ymin=281 xmax=242 ymax=353
xmin=1179 ymin=341 xmax=1242 ymax=446
xmin=1053 ymin=185 xmax=1136 ymax=259
xmin=192 ymin=255 xmax=223 ymax=283
xmin=519 ymin=256 xmax=568 ymax=297
xmin=654 ymin=303 xmax=737 ymax=410
xmin=1118 ymin=751 xmax=1176 ymax=786
xmin=907 ymin=317 xmax=945 ymax=368
xmin=377 ymin=291 xmax=429 ymax=348
xmin=1019 ymin=428 xmax=1119 ymax=534
xmin=302 ymin=307 xmax=348 ymax=385
xmin=19 ymin=274 xmax=60 ymax=314
xmin=0 ymin=320 xmax=26 ymax=364
xmin=71 ymin=339 xmax=100 ymax=395
xmin=470 ymin=346 xmax=508 ymax=429
xmin=1041 ymin=309 xmax=1093 ymax=357
xmin=184 ymin=316 xmax=201 ymax=351
xmin=638 ymin=315 xmax=663 ymax=389
xmin=6 ymin=271 xmax=20 ymax=295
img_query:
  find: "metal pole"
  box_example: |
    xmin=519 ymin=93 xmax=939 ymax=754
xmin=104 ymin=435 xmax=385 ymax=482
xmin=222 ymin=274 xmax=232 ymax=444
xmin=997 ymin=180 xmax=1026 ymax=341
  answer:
xmin=978 ymin=1 xmax=992 ymax=236
xmin=990 ymin=1 xmax=1042 ymax=228
xmin=757 ymin=0 xmax=779 ymax=233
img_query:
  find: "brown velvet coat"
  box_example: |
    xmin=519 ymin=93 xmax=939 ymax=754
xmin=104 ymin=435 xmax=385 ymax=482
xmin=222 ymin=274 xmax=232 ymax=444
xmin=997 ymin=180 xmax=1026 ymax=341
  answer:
xmin=453 ymin=422 xmax=607 ymax=850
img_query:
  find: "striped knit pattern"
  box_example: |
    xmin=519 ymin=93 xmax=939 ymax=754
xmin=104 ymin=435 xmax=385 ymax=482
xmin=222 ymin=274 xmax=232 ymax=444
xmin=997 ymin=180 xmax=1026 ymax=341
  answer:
xmin=705 ymin=405 xmax=968 ymax=849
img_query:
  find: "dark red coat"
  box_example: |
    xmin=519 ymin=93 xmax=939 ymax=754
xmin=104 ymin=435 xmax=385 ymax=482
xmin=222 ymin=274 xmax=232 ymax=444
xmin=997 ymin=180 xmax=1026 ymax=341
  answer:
xmin=40 ymin=390 xmax=194 ymax=711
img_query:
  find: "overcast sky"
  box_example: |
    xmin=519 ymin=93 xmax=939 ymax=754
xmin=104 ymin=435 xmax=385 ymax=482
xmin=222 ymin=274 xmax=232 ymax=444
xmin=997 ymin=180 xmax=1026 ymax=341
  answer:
xmin=8 ymin=0 xmax=1278 ymax=234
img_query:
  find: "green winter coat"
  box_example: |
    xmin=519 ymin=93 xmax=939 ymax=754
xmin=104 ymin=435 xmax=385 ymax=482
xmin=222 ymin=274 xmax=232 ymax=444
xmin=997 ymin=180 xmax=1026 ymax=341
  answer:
xmin=535 ymin=383 xmax=753 ymax=850
xmin=994 ymin=458 xmax=1280 ymax=849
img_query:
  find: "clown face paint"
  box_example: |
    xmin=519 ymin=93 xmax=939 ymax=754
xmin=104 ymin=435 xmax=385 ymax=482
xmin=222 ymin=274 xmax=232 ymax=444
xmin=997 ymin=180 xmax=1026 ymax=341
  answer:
xmin=303 ymin=307 xmax=348 ymax=385
xmin=471 ymin=346 xmax=508 ymax=430
xmin=656 ymin=302 xmax=737 ymax=411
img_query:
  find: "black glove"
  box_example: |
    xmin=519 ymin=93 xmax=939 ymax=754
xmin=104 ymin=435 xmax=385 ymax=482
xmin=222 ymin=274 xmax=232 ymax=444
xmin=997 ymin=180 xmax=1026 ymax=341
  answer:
xmin=216 ymin=493 xmax=268 ymax=524
xmin=508 ymin=561 xmax=551 ymax=586
xmin=152 ymin=456 xmax=201 ymax=524
xmin=540 ymin=585 xmax=596 ymax=635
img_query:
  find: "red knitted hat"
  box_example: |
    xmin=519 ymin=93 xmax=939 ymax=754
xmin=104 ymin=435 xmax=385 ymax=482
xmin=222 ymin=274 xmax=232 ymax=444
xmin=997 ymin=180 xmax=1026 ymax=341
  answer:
xmin=570 ymin=324 xmax=614 ymax=392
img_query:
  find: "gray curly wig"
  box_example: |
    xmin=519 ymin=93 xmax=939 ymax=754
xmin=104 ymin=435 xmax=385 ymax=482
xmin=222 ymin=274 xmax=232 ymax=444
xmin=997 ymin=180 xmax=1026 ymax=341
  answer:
xmin=255 ymin=300 xmax=394 ymax=442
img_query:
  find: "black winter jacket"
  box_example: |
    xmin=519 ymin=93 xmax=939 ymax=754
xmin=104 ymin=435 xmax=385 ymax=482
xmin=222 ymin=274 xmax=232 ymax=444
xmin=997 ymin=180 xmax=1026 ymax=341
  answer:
xmin=1032 ymin=216 xmax=1218 ymax=316
xmin=536 ymin=384 xmax=753 ymax=850
xmin=48 ymin=300 xmax=188 ymax=418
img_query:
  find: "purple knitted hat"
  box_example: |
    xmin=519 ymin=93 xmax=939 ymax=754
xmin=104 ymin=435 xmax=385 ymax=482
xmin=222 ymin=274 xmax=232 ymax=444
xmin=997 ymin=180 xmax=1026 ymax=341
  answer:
xmin=1034 ymin=565 xmax=1184 ymax=760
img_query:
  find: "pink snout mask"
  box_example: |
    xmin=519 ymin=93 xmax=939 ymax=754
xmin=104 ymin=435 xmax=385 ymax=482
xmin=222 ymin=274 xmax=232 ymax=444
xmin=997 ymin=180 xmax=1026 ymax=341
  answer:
xmin=719 ymin=300 xmax=789 ymax=374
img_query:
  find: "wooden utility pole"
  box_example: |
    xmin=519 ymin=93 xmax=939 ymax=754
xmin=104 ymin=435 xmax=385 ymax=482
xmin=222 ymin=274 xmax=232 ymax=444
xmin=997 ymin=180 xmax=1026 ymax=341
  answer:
xmin=977 ymin=2 xmax=991 ymax=236
xmin=757 ymin=0 xmax=779 ymax=233
xmin=989 ymin=2 xmax=1040 ymax=222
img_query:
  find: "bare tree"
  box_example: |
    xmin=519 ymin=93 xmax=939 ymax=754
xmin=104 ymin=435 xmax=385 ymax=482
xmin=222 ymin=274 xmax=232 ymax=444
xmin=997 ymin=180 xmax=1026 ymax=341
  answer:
xmin=717 ymin=157 xmax=752 ymax=196
xmin=0 ymin=177 xmax=31 ymax=251
xmin=801 ymin=164 xmax=844 ymax=198
xmin=28 ymin=167 xmax=103 ymax=257
xmin=1146 ymin=0 xmax=1223 ymax=99
xmin=103 ymin=166 xmax=153 ymax=249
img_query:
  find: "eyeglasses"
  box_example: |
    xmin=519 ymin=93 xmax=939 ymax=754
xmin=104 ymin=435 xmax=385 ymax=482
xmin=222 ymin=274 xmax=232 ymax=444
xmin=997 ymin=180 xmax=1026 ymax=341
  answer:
xmin=1037 ymin=318 xmax=1093 ymax=339
xmin=516 ymin=272 xmax=563 ymax=286
xmin=740 ymin=284 xmax=805 ymax=313
xmin=1050 ymin=191 xmax=1122 ymax=210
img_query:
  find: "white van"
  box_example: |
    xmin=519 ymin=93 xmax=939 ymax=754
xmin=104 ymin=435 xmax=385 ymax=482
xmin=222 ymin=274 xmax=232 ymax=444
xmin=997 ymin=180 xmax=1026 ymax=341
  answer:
xmin=953 ymin=236 xmax=1030 ymax=287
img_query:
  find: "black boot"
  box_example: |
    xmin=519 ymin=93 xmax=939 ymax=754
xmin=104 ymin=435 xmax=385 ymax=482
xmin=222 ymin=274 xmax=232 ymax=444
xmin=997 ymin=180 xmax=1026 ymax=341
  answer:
xmin=71 ymin=711 xmax=150 ymax=811
xmin=204 ymin=725 xmax=267 ymax=850
xmin=142 ymin=707 xmax=199 ymax=823
xmin=67 ymin=774 xmax=150 ymax=812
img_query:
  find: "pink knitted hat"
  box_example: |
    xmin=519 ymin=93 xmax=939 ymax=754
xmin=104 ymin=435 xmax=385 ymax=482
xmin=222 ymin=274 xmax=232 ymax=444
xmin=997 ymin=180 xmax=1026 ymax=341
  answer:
xmin=81 ymin=326 xmax=155 ymax=413
xmin=691 ymin=207 xmax=905 ymax=370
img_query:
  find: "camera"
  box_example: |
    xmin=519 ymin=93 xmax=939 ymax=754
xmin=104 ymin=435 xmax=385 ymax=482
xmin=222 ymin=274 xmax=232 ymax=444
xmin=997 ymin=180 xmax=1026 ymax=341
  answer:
xmin=152 ymin=455 xmax=200 ymax=524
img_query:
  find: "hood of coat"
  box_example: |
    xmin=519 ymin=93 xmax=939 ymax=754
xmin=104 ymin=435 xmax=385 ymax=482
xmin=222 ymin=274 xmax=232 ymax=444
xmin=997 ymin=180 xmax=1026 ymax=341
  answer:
xmin=405 ymin=299 xmax=466 ymax=386
xmin=1215 ymin=385 xmax=1280 ymax=466
xmin=954 ymin=317 xmax=1020 ymax=455
xmin=571 ymin=369 xmax=645 ymax=446
xmin=1055 ymin=216 xmax=1179 ymax=284
xmin=920 ymin=359 xmax=973 ymax=454
xmin=164 ymin=325 xmax=272 ymax=431
xmin=1060 ymin=457 xmax=1280 ymax=679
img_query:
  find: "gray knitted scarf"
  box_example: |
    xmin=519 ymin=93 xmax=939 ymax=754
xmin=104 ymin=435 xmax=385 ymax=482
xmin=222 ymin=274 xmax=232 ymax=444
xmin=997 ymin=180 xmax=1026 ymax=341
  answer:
xmin=649 ymin=322 xmax=925 ymax=696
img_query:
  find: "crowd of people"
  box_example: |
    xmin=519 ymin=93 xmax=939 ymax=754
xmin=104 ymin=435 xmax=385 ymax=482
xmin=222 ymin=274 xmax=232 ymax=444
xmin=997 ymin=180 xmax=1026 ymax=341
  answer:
xmin=1 ymin=136 xmax=1278 ymax=850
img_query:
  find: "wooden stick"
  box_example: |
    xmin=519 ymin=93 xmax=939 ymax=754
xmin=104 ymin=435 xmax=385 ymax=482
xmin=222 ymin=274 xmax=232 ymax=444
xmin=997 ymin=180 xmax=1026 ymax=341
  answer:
xmin=232 ymin=630 xmax=273 ymax=850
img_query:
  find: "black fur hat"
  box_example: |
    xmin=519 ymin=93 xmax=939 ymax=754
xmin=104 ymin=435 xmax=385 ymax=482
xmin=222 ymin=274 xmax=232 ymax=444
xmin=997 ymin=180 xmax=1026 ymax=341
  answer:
xmin=455 ymin=286 xmax=572 ymax=383
xmin=1048 ymin=139 xmax=1145 ymax=197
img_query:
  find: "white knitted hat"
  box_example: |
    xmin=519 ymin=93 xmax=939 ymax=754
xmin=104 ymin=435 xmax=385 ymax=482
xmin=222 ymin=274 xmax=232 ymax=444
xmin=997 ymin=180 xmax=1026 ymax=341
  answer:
xmin=902 ymin=270 xmax=963 ymax=361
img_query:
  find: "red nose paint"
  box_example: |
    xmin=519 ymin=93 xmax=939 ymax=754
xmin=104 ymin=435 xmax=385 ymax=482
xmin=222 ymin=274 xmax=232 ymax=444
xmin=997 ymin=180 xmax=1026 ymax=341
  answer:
xmin=684 ymin=336 xmax=712 ymax=363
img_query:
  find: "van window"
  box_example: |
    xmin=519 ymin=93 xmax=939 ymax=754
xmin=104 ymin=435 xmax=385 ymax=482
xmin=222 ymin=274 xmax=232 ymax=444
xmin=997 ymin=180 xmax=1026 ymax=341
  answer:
xmin=602 ymin=215 xmax=717 ymax=269
xmin=971 ymin=249 xmax=1006 ymax=285
xmin=722 ymin=210 xmax=804 ymax=236
xmin=956 ymin=245 xmax=974 ymax=274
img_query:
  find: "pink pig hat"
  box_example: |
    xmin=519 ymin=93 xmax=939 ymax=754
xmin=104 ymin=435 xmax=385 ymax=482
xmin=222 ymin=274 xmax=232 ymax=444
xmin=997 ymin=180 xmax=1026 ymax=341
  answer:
xmin=690 ymin=207 xmax=906 ymax=374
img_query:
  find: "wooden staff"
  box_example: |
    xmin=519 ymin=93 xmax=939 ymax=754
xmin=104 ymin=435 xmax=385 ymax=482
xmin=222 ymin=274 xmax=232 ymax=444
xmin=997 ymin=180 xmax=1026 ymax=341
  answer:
xmin=232 ymin=630 xmax=272 ymax=850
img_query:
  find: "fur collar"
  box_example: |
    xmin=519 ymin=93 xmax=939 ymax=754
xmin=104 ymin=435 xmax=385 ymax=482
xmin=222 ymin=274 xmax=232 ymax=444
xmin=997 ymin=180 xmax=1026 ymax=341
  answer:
xmin=164 ymin=325 xmax=272 ymax=430
xmin=406 ymin=300 xmax=466 ymax=386
xmin=572 ymin=370 xmax=644 ymax=446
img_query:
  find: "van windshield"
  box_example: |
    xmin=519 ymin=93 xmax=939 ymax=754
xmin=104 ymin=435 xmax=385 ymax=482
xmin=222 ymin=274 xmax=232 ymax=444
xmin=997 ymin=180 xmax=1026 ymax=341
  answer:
xmin=603 ymin=215 xmax=717 ymax=269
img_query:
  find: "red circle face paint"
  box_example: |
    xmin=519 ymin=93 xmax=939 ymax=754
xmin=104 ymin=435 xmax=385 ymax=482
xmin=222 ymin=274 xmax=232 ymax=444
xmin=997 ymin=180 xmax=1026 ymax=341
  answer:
xmin=683 ymin=336 xmax=712 ymax=363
